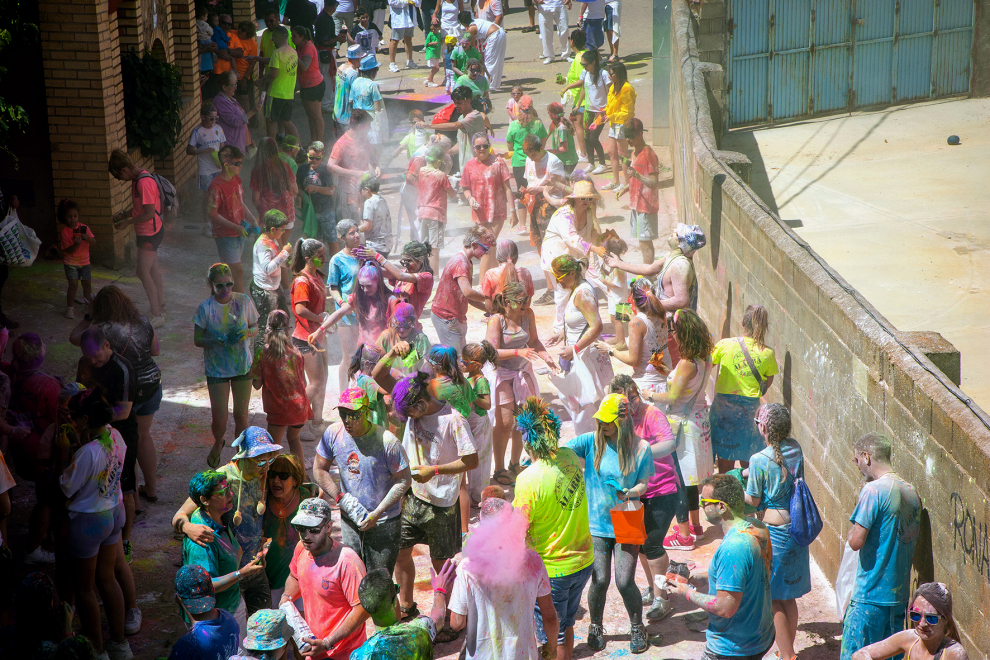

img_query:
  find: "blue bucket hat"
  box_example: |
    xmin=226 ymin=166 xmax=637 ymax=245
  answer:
xmin=347 ymin=44 xmax=365 ymax=60
xmin=175 ymin=565 xmax=216 ymax=614
xmin=676 ymin=223 xmax=707 ymax=253
xmin=243 ymin=609 xmax=291 ymax=651
xmin=231 ymin=426 xmax=282 ymax=460
xmin=359 ymin=54 xmax=380 ymax=71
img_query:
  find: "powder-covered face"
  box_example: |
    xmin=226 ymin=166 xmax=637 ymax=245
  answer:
xmin=910 ymin=596 xmax=947 ymax=640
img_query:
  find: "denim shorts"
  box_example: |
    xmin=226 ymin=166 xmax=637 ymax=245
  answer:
xmin=215 ymin=236 xmax=245 ymax=264
xmin=133 ymin=382 xmax=163 ymax=416
xmin=64 ymin=264 xmax=91 ymax=280
xmin=205 ymin=371 xmax=252 ymax=386
xmin=199 ymin=171 xmax=220 ymax=190
xmin=534 ymin=564 xmax=593 ymax=644
xmin=68 ymin=503 xmax=125 ymax=559
xmin=608 ymin=122 xmax=628 ymax=140
xmin=584 ymin=18 xmax=605 ymax=49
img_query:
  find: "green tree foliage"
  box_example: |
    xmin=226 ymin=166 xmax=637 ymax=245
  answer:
xmin=121 ymin=49 xmax=183 ymax=160
xmin=0 ymin=0 xmax=38 ymax=164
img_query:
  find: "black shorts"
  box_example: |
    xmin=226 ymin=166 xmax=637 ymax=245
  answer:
xmin=112 ymin=421 xmax=139 ymax=494
xmin=300 ymin=80 xmax=326 ymax=102
xmin=266 ymin=96 xmax=294 ymax=122
xmin=292 ymin=336 xmax=316 ymax=355
xmin=135 ymin=227 xmax=164 ymax=251
xmin=512 ymin=165 xmax=527 ymax=191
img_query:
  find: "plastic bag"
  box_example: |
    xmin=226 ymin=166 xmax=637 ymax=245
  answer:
xmin=548 ymin=344 xmax=614 ymax=407
xmin=0 ymin=209 xmax=41 ymax=266
xmin=280 ymin=600 xmax=314 ymax=654
xmin=835 ymin=543 xmax=859 ymax=619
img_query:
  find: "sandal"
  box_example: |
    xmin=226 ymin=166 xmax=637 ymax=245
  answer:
xmin=434 ymin=625 xmax=461 ymax=643
xmin=400 ymin=603 xmax=420 ymax=621
xmin=206 ymin=440 xmax=226 ymax=469
xmin=509 ymin=462 xmax=526 ymax=475
xmin=494 ymin=469 xmax=515 ymax=486
xmin=138 ymin=485 xmax=158 ymax=503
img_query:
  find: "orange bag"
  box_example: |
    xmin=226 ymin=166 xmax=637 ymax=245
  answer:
xmin=609 ymin=500 xmax=647 ymax=545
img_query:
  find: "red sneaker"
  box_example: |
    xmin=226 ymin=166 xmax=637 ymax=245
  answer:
xmin=690 ymin=524 xmax=704 ymax=537
xmin=662 ymin=532 xmax=696 ymax=551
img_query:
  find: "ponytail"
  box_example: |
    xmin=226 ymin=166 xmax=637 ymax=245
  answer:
xmin=743 ymin=304 xmax=769 ymax=350
xmin=630 ymin=277 xmax=665 ymax=321
xmin=463 ymin=340 xmax=498 ymax=367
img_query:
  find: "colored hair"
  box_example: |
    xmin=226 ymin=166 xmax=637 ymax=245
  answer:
xmin=56 ymin=198 xmax=79 ymax=225
xmin=463 ymin=225 xmax=495 ymax=249
xmin=494 ymin=238 xmax=520 ymax=272
xmin=550 ymin=254 xmax=586 ymax=282
xmin=67 ymin=388 xmax=114 ymax=429
xmin=188 ymin=470 xmax=227 ymax=508
xmin=291 ymin=238 xmax=324 ymax=274
xmin=742 ymin=304 xmax=769 ymax=350
xmin=629 ymin=277 xmax=664 ymax=322
xmin=347 ymin=343 xmax=384 ymax=382
xmin=261 ymin=310 xmax=297 ymax=365
xmin=254 ymin=137 xmax=292 ymax=197
xmin=336 ymin=218 xmax=359 ymax=241
xmin=491 ymin=281 xmax=528 ymax=317
xmin=592 ymin=397 xmax=637 ymax=475
xmin=427 ymin=345 xmax=468 ymax=388
xmin=79 ymin=326 xmax=108 ymax=355
xmin=359 ymin=173 xmax=380 ymax=193
xmin=357 ymin=568 xmax=394 ymax=614
xmin=268 ymin=453 xmax=305 ymax=489
xmin=701 ymin=473 xmax=745 ymax=516
xmin=262 ymin=209 xmax=289 ymax=232
xmin=353 ymin=261 xmax=392 ymax=332
xmin=208 ymin=262 xmax=232 ymax=284
xmin=463 ymin=340 xmax=498 ymax=367
xmin=672 ymin=309 xmax=714 ymax=362
xmin=392 ymin=371 xmax=431 ymax=423
xmin=92 ymin=284 xmax=142 ymax=326
xmin=514 ymin=396 xmax=562 ymax=461
xmin=401 ymin=240 xmax=433 ymax=274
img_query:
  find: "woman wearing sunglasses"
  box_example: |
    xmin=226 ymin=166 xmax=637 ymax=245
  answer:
xmin=193 ymin=263 xmax=260 ymax=469
xmin=261 ymin=454 xmax=316 ymax=608
xmin=851 ymin=583 xmax=966 ymax=660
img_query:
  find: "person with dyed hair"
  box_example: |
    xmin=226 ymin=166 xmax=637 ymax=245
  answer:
xmin=546 ymin=101 xmax=578 ymax=174
xmin=851 ymin=583 xmax=967 ymax=660
xmin=290 ymin=238 xmax=330 ymax=440
xmin=425 ymin=344 xmax=477 ymax=419
xmin=250 ymin=137 xmax=298 ymax=232
xmin=512 ymin=397 xmax=594 ymax=660
xmin=374 ymin=301 xmax=433 ymax=377
xmin=431 ymin=225 xmax=496 ymax=352
xmin=458 ymin=340 xmax=497 ymax=530
xmin=361 ymin=240 xmax=434 ymax=330
xmin=250 ymin=210 xmax=292 ymax=353
xmin=460 ymin=131 xmax=517 ymax=282
xmin=193 ymin=263 xmax=261 ymax=469
xmin=309 ymin=259 xmax=393 ymax=356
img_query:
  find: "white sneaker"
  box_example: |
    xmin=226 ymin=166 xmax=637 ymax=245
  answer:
xmin=64 ymin=306 xmax=75 ymax=319
xmin=23 ymin=547 xmax=56 ymax=565
xmin=646 ymin=595 xmax=674 ymax=621
xmin=543 ymin=57 xmax=554 ymax=65
xmin=150 ymin=314 xmax=166 ymax=329
xmin=405 ymin=59 xmax=416 ymax=69
xmin=566 ymin=56 xmax=575 ymax=63
xmin=591 ymin=164 xmax=608 ymax=175
xmin=577 ymin=154 xmax=589 ymax=163
xmin=125 ymin=607 xmax=142 ymax=636
xmin=105 ymin=639 xmax=133 ymax=660
xmin=389 ymin=62 xmax=400 ymax=73
xmin=425 ymin=81 xmax=439 ymax=87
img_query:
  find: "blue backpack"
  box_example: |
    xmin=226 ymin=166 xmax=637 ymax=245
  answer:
xmin=790 ymin=476 xmax=823 ymax=547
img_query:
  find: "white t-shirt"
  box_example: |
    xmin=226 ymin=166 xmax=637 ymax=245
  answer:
xmin=189 ymin=125 xmax=226 ymax=176
xmin=524 ymin=152 xmax=566 ymax=189
xmin=362 ymin=193 xmax=393 ymax=254
xmin=584 ymin=0 xmax=606 ymax=20
xmin=401 ymin=411 xmax=476 ymax=508
xmin=336 ymin=0 xmax=356 ymax=13
xmin=60 ymin=428 xmax=126 ymax=514
xmin=253 ymin=235 xmax=290 ymax=291
xmin=579 ymin=68 xmax=611 ymax=112
xmin=449 ymin=549 xmax=552 ymax=660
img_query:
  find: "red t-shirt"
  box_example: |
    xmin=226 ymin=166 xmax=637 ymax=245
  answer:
xmin=460 ymin=156 xmax=511 ymax=225
xmin=481 ymin=263 xmax=535 ymax=299
xmin=405 ymin=155 xmax=426 ymax=189
xmin=207 ymin=175 xmax=246 ymax=238
xmin=59 ymin=224 xmax=94 ymax=266
xmin=416 ymin=166 xmax=452 ymax=223
xmin=297 ymin=41 xmax=324 ymax=88
xmin=431 ymin=251 xmax=472 ymax=322
xmin=250 ymin=161 xmax=296 ymax=224
xmin=289 ymin=542 xmax=367 ymax=660
xmin=131 ymin=172 xmax=162 ymax=236
xmin=629 ymin=146 xmax=660 ymax=214
xmin=250 ymin=351 xmax=312 ymax=426
xmin=290 ymin=271 xmax=327 ymax=341
xmin=330 ymin=131 xmax=370 ymax=205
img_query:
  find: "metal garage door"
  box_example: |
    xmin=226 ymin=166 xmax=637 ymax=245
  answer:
xmin=725 ymin=0 xmax=975 ymax=128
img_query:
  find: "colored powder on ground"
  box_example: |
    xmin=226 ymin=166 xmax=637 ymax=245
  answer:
xmin=462 ymin=506 xmax=530 ymax=588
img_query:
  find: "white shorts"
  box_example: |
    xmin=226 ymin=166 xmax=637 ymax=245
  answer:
xmin=426 ymin=57 xmax=439 ymax=68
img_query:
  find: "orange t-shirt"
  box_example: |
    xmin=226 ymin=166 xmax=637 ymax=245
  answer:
xmin=228 ymin=33 xmax=258 ymax=80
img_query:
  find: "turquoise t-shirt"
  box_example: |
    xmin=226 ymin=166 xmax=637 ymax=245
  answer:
xmin=850 ymin=473 xmax=921 ymax=606
xmin=706 ymin=519 xmax=775 ymax=656
xmin=505 ymin=120 xmax=548 ymax=168
xmin=565 ymin=432 xmax=654 ymax=538
xmin=182 ymin=509 xmax=242 ymax=617
xmin=327 ymin=251 xmax=359 ymax=326
xmin=745 ymin=438 xmax=803 ymax=511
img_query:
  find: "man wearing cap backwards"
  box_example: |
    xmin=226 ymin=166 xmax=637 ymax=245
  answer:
xmin=281 ymin=498 xmax=369 ymax=659
xmin=169 ymin=565 xmax=240 ymax=660
xmin=173 ymin=427 xmax=283 ymax=616
xmin=604 ymin=222 xmax=707 ymax=364
xmin=616 ymin=118 xmax=662 ymax=265
xmin=313 ymin=387 xmax=411 ymax=576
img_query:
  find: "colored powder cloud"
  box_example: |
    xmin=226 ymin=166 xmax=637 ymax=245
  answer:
xmin=461 ymin=506 xmax=530 ymax=588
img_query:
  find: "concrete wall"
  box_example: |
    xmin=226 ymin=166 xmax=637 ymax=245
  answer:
xmin=669 ymin=0 xmax=990 ymax=655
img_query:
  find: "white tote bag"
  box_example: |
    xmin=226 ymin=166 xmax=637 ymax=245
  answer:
xmin=834 ymin=542 xmax=859 ymax=619
xmin=0 ymin=209 xmax=41 ymax=267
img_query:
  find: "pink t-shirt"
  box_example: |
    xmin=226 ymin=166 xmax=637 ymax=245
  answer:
xmin=297 ymin=41 xmax=324 ymax=88
xmin=415 ymin=166 xmax=452 ymax=223
xmin=59 ymin=224 xmax=94 ymax=267
xmin=460 ymin=156 xmax=512 ymax=225
xmin=638 ymin=404 xmax=679 ymax=498
xmin=289 ymin=542 xmax=367 ymax=659
xmin=346 ymin=292 xmax=388 ymax=346
xmin=131 ymin=172 xmax=162 ymax=236
xmin=432 ymin=250 xmax=472 ymax=322
xmin=480 ymin=263 xmax=535 ymax=299
xmin=389 ymin=271 xmax=434 ymax=327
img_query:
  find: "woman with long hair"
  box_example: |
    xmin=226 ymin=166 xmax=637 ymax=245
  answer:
xmin=250 ymin=210 xmax=292 ymax=352
xmin=743 ymin=403 xmax=810 ymax=660
xmin=374 ymin=301 xmax=433 ymax=377
xmin=291 ymin=25 xmax=326 ymax=144
xmin=548 ymin=255 xmax=613 ymax=434
xmin=561 ymin=49 xmax=610 ymax=174
xmin=69 ymin=284 xmax=162 ymax=503
xmin=604 ymin=61 xmax=636 ymax=193
xmin=485 ymin=281 xmax=557 ymax=485
xmin=565 ymin=393 xmax=654 ymax=654
xmin=194 ymin=263 xmax=260 ymax=469
xmin=359 ymin=240 xmax=434 ymax=327
xmin=851 ymin=583 xmax=967 ymax=660
xmin=480 ymin=238 xmax=535 ymax=300
xmin=325 ymin=220 xmax=362 ymax=392
xmin=250 ymin=137 xmax=298 ymax=229
xmin=289 ymin=239 xmax=330 ymax=441
xmin=595 ymin=276 xmax=669 ymax=394
xmin=425 ymin=345 xmax=476 ymax=421
xmin=710 ymin=304 xmax=777 ymax=474
xmin=251 ymin=310 xmax=312 ymax=460
xmin=60 ymin=389 xmax=132 ymax=660
xmin=262 ymin=454 xmax=316 ymax=608
xmin=346 ymin=343 xmax=389 ymax=428
xmin=645 ymin=309 xmax=715 ymax=551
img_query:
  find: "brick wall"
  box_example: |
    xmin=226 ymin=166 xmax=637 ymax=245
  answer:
xmin=669 ymin=0 xmax=990 ymax=654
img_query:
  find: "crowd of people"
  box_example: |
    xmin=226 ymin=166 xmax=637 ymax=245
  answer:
xmin=0 ymin=2 xmax=965 ymax=660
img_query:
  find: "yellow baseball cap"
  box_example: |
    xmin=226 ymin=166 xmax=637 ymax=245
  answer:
xmin=593 ymin=393 xmax=628 ymax=424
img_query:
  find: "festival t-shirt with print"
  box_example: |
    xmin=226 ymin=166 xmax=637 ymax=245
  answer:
xmin=350 ymin=615 xmax=435 ymax=660
xmin=182 ymin=508 xmax=242 ymax=616
xmin=711 ymin=337 xmax=779 ymax=398
xmin=746 ymin=438 xmax=803 ymax=511
xmin=262 ymin=483 xmax=317 ymax=590
xmin=269 ymin=46 xmax=299 ymax=99
xmin=59 ymin=428 xmax=126 ymax=514
xmin=706 ymin=519 xmax=775 ymax=656
xmin=217 ymin=461 xmax=266 ymax=564
xmin=59 ymin=223 xmax=94 ymax=267
xmin=512 ymin=447 xmax=594 ymax=578
xmin=850 ymin=473 xmax=921 ymax=606
xmin=289 ymin=542 xmax=367 ymax=659
xmin=638 ymin=404 xmax=679 ymax=498
xmin=189 ymin=124 xmax=226 ymax=176
xmin=460 ymin=156 xmax=512 ymax=226
xmin=192 ymin=293 xmax=259 ymax=379
xmin=431 ymin=251 xmax=472 ymax=323
xmin=207 ymin=174 xmax=247 ymax=238
xmin=316 ymin=422 xmax=410 ymax=521
xmin=327 ymin=251 xmax=359 ymax=326
xmin=629 ymin=146 xmax=660 ymax=214
xmin=167 ymin=607 xmax=239 ymax=660
xmin=250 ymin=350 xmax=312 ymax=427
xmin=448 ymin=549 xmax=551 ymax=660
xmin=415 ymin=166 xmax=453 ymax=223
xmin=402 ymin=411 xmax=476 ymax=508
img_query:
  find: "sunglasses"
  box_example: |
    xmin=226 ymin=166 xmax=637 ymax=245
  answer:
xmin=474 ymin=242 xmax=490 ymax=254
xmin=213 ymin=281 xmax=235 ymax=292
xmin=554 ymin=271 xmax=568 ymax=282
xmin=308 ymin=155 xmax=321 ymax=160
xmin=339 ymin=408 xmax=363 ymax=420
xmin=269 ymin=471 xmax=293 ymax=481
xmin=293 ymin=523 xmax=326 ymax=535
xmin=700 ymin=497 xmax=724 ymax=506
xmin=576 ymin=197 xmax=594 ymax=202
xmin=254 ymin=458 xmax=272 ymax=468
xmin=229 ymin=161 xmax=243 ymax=167
xmin=399 ymin=258 xmax=416 ymax=267
xmin=393 ymin=320 xmax=415 ymax=330
xmin=221 ymin=21 xmax=233 ymax=27
xmin=473 ymin=143 xmax=491 ymax=150
xmin=909 ymin=611 xmax=942 ymax=626
xmin=212 ymin=484 xmax=231 ymax=497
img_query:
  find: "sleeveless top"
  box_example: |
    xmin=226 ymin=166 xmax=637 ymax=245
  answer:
xmin=472 ymin=18 xmax=499 ymax=46
xmin=665 ymin=358 xmax=711 ymax=418
xmin=657 ymin=252 xmax=698 ymax=311
xmin=564 ymin=281 xmax=597 ymax=346
xmin=631 ymin=311 xmax=666 ymax=384
xmin=497 ymin=315 xmax=531 ymax=371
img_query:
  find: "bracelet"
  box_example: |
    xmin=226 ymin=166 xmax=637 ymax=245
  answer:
xmin=234 ymin=570 xmax=241 ymax=581
xmin=608 ymin=350 xmax=614 ymax=356
xmin=514 ymin=349 xmax=518 ymax=357
xmin=335 ymin=492 xmax=343 ymax=503
xmin=434 ymin=465 xmax=440 ymax=476
xmin=434 ymin=587 xmax=448 ymax=595
xmin=176 ymin=519 xmax=185 ymax=534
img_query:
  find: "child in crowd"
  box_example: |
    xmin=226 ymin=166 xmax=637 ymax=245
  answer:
xmin=346 ymin=344 xmax=389 ymax=428
xmin=207 ymin=145 xmax=257 ymax=294
xmin=443 ymin=35 xmax=458 ymax=93
xmin=187 ymin=101 xmax=227 ymax=237
xmin=416 ymin=145 xmax=458 ymax=274
xmin=251 ymin=309 xmax=311 ymax=460
xmin=196 ymin=5 xmax=215 ymax=82
xmin=389 ymin=110 xmax=428 ymax=163
xmin=459 ymin=341 xmax=496 ymax=533
xmin=424 ymin=19 xmax=442 ymax=87
xmin=450 ymin=36 xmax=482 ymax=78
xmin=506 ymin=86 xmax=524 ymax=122
xmin=359 ymin=174 xmax=393 ymax=257
xmin=56 ymin=199 xmax=95 ymax=319
xmin=547 ymin=102 xmax=579 ymax=174
xmin=592 ymin=233 xmax=630 ymax=349
xmin=426 ymin=345 xmax=477 ymax=421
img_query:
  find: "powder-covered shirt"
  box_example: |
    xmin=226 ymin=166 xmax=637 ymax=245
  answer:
xmin=349 ymin=76 xmax=382 ymax=112
xmin=548 ymin=123 xmax=578 ymax=168
xmin=431 ymin=251 xmax=472 ymax=322
xmin=712 ymin=337 xmax=778 ymax=398
xmin=746 ymin=438 xmax=803 ymax=510
xmin=402 ymin=411 xmax=476 ymax=508
xmin=290 ymin=271 xmax=327 ymax=341
xmin=252 ymin=235 xmax=290 ymax=291
xmin=289 ymin=542 xmax=367 ymax=660
xmin=327 ymin=251 xmax=359 ymax=327
xmin=59 ymin=223 xmax=94 ymax=267
xmin=504 ymin=120 xmax=548 ymax=168
xmin=415 ymin=166 xmax=453 ymax=223
xmin=362 ymin=193 xmax=392 ymax=254
xmin=512 ymin=448 xmax=594 ymax=578
xmin=629 ymin=145 xmax=660 ymax=214
xmin=432 ymin=376 xmax=477 ymax=420
xmin=262 ymin=483 xmax=317 ymax=590
xmin=218 ymin=461 xmax=267 ymax=564
xmin=60 ymin=428 xmax=125 ymax=514
xmin=189 ymin=124 xmax=226 ymax=176
xmin=182 ymin=508 xmax=242 ymax=616
xmin=167 ymin=608 xmax=239 ymax=660
xmin=207 ymin=175 xmax=247 ymax=238
xmin=317 ymin=422 xmax=409 ymax=521
xmin=251 ymin=351 xmax=312 ymax=427
xmin=350 ymin=616 xmax=435 ymax=660
xmin=850 ymin=473 xmax=921 ymax=606
xmin=330 ymin=129 xmax=371 ymax=208
xmin=460 ymin=156 xmax=511 ymax=225
xmin=449 ymin=549 xmax=552 ymax=660
xmin=480 ymin=263 xmax=534 ymax=299
xmin=192 ymin=293 xmax=259 ymax=379
xmin=637 ymin=404 xmax=678 ymax=498
xmin=130 ymin=172 xmax=162 ymax=236
xmin=390 ymin=271 xmax=434 ymax=325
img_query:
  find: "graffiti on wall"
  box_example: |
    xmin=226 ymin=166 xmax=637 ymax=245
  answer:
xmin=950 ymin=492 xmax=990 ymax=579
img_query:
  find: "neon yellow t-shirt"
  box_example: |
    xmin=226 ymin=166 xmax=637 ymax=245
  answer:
xmin=269 ymin=46 xmax=298 ymax=100
xmin=711 ymin=336 xmax=779 ymax=398
xmin=512 ymin=447 xmax=594 ymax=578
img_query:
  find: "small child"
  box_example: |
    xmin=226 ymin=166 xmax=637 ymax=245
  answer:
xmin=597 ymin=233 xmax=630 ymax=349
xmin=389 ymin=110 xmax=428 ymax=164
xmin=424 ymin=19 xmax=442 ymax=87
xmin=358 ymin=174 xmax=393 ymax=257
xmin=195 ymin=6 xmax=215 ymax=77
xmin=506 ymin=86 xmax=524 ymax=122
xmin=450 ymin=36 xmax=481 ymax=77
xmin=416 ymin=145 xmax=458 ymax=272
xmin=57 ymin=199 xmax=95 ymax=319
xmin=426 ymin=345 xmax=477 ymax=421
xmin=346 ymin=344 xmax=389 ymax=428
xmin=250 ymin=309 xmax=312 ymax=461
xmin=547 ymin=102 xmax=578 ymax=174
xmin=443 ymin=35 xmax=458 ymax=93
xmin=459 ymin=341 xmax=496 ymax=533
xmin=188 ymin=101 xmax=226 ymax=237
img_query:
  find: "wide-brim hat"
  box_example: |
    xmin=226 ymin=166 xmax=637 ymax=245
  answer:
xmin=243 ymin=609 xmax=290 ymax=651
xmin=359 ymin=54 xmax=380 ymax=71
xmin=231 ymin=426 xmax=282 ymax=460
xmin=566 ymin=180 xmax=602 ymax=200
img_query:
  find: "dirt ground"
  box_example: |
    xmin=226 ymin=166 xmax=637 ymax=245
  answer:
xmin=2 ymin=4 xmax=841 ymax=659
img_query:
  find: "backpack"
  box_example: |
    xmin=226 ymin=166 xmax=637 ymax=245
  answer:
xmin=790 ymin=476 xmax=823 ymax=547
xmin=137 ymin=172 xmax=179 ymax=224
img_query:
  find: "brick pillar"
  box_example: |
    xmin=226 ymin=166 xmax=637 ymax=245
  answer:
xmin=39 ymin=0 xmax=133 ymax=268
xmin=231 ymin=0 xmax=258 ymax=30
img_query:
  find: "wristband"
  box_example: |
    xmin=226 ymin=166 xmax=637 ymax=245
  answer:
xmin=375 ymin=253 xmax=386 ymax=265
xmin=335 ymin=492 xmax=343 ymax=503
xmin=434 ymin=465 xmax=440 ymax=476
xmin=176 ymin=519 xmax=185 ymax=534
xmin=434 ymin=587 xmax=448 ymax=595
xmin=514 ymin=349 xmax=518 ymax=357
xmin=608 ymin=350 xmax=614 ymax=356
xmin=234 ymin=570 xmax=241 ymax=581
